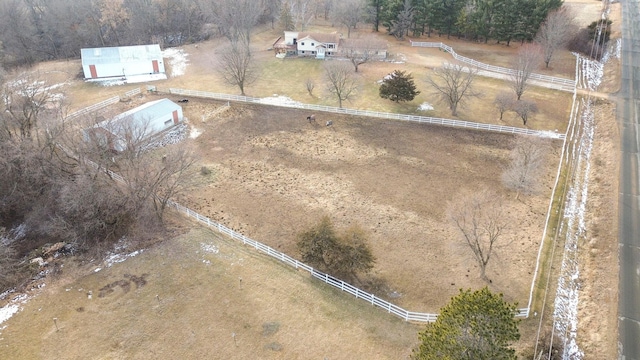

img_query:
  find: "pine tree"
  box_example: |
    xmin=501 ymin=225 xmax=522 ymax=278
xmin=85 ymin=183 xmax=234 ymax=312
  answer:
xmin=413 ymin=287 xmax=521 ymax=360
xmin=379 ymin=70 xmax=420 ymax=103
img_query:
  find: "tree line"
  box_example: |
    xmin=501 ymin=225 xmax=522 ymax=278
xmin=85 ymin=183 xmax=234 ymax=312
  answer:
xmin=0 ymin=0 xmax=566 ymax=69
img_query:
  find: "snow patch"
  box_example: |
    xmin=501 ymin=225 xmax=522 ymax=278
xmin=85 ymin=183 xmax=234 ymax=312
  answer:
xmin=0 ymin=304 xmax=19 ymax=325
xmin=257 ymin=95 xmax=304 ymax=108
xmin=418 ymin=102 xmax=434 ymax=111
xmin=200 ymin=243 xmax=219 ymax=254
xmin=190 ymin=127 xmax=202 ymax=139
xmin=102 ymin=238 xmax=144 ymax=268
xmin=552 ymin=98 xmax=595 ymax=360
xmin=0 ymin=293 xmax=31 ymax=328
xmin=163 ymin=48 xmax=189 ymax=77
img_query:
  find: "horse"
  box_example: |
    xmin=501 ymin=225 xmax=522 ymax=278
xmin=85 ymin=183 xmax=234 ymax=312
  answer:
xmin=306 ymin=114 xmax=317 ymax=124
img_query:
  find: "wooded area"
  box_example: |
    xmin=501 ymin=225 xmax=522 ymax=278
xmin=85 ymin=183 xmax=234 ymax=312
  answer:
xmin=0 ymin=0 xmax=565 ymax=69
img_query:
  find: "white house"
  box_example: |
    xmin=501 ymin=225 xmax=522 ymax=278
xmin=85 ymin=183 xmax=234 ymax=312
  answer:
xmin=81 ymin=44 xmax=166 ymax=80
xmin=83 ymin=98 xmax=183 ymax=152
xmin=274 ymin=31 xmax=387 ymax=60
xmin=280 ymin=31 xmax=340 ymax=59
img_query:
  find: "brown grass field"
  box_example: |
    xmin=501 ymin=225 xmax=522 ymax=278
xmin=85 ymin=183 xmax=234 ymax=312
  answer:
xmin=0 ymin=2 xmax=614 ymax=357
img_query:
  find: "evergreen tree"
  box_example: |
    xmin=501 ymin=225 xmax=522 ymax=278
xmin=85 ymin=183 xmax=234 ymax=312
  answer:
xmin=413 ymin=287 xmax=521 ymax=360
xmin=379 ymin=70 xmax=420 ymax=102
xmin=368 ymin=0 xmax=387 ymax=32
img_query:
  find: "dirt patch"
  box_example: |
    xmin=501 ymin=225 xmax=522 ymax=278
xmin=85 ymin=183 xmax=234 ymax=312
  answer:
xmin=170 ymin=98 xmax=560 ymax=313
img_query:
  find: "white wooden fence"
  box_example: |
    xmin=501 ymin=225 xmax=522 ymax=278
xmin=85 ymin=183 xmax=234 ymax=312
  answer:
xmin=163 ymin=197 xmax=530 ymax=322
xmin=70 ymin=92 xmax=532 ymax=323
xmin=168 ymin=88 xmax=564 ymax=140
xmin=67 ymin=95 xmax=119 ymax=120
xmin=66 ymin=87 xmax=141 ymax=120
xmin=410 ymin=41 xmax=577 ymax=91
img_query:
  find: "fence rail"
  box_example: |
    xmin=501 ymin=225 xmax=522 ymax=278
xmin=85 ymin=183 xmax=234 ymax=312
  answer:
xmin=410 ymin=41 xmax=576 ymax=90
xmin=67 ymin=95 xmax=120 ymax=120
xmin=161 ymin=197 xmax=529 ymax=321
xmin=123 ymin=87 xmax=141 ymax=98
xmin=169 ymin=88 xmax=564 ymax=140
xmin=69 ymin=88 xmax=532 ymax=323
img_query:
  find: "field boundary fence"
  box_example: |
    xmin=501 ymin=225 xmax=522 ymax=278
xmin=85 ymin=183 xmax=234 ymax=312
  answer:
xmin=67 ymin=87 xmax=142 ymax=121
xmin=163 ymin=197 xmax=530 ymax=322
xmin=168 ymin=88 xmax=564 ymax=140
xmin=68 ymin=91 xmax=533 ymax=323
xmin=67 ymin=95 xmax=120 ymax=120
xmin=409 ymin=41 xmax=577 ymax=90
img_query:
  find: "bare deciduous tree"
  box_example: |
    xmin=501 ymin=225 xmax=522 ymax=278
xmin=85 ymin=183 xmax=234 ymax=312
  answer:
xmin=210 ymin=0 xmax=262 ymax=46
xmin=340 ymin=35 xmax=386 ymax=72
xmin=216 ymin=43 xmax=259 ymax=96
xmin=305 ymin=78 xmax=315 ymax=96
xmin=325 ymin=61 xmax=359 ymax=108
xmin=332 ymin=0 xmax=364 ymax=38
xmin=535 ymin=7 xmax=577 ymax=68
xmin=287 ymin=0 xmax=315 ymax=31
xmin=1 ymin=73 xmax=55 ymax=140
xmin=426 ymin=63 xmax=480 ymax=116
xmin=512 ymin=99 xmax=538 ymax=125
xmin=449 ymin=190 xmax=508 ymax=281
xmin=502 ymin=136 xmax=548 ymax=199
xmin=510 ymin=44 xmax=542 ymax=100
xmin=494 ymin=92 xmax=514 ymax=121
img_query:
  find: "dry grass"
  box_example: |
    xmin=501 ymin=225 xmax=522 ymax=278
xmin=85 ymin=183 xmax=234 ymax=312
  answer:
xmin=0 ymin=227 xmax=419 ymax=359
xmin=0 ymin=19 xmax=590 ymax=358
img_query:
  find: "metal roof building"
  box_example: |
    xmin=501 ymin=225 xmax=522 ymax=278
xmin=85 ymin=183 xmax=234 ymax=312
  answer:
xmin=83 ymin=98 xmax=183 ymax=152
xmin=81 ymin=44 xmax=165 ymax=80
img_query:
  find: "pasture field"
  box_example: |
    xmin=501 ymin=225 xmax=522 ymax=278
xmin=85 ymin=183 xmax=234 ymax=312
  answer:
xmin=0 ymin=227 xmax=419 ymax=359
xmin=1 ymin=3 xmax=611 ymax=357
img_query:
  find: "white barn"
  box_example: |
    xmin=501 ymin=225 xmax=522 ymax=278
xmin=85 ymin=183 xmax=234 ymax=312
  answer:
xmin=81 ymin=44 xmax=166 ymax=80
xmin=83 ymin=98 xmax=183 ymax=152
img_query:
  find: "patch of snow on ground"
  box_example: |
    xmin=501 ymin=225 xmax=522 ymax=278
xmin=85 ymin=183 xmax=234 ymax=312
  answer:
xmin=580 ymin=57 xmax=603 ymax=91
xmin=0 ymin=304 xmax=20 ymax=325
xmin=190 ymin=126 xmax=202 ymax=139
xmin=200 ymin=243 xmax=219 ymax=254
xmin=553 ymin=98 xmax=595 ymax=360
xmin=163 ymin=48 xmax=189 ymax=77
xmin=0 ymin=294 xmax=30 ymax=328
xmin=615 ymin=39 xmax=622 ymax=59
xmin=257 ymin=95 xmax=304 ymax=108
xmin=418 ymin=102 xmax=434 ymax=111
xmin=100 ymin=237 xmax=144 ymax=269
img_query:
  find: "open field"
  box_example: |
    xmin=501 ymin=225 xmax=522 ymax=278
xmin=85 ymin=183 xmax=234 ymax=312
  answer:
xmin=0 ymin=227 xmax=420 ymax=359
xmin=1 ymin=4 xmax=614 ymax=356
xmin=138 ymin=94 xmax=560 ymax=312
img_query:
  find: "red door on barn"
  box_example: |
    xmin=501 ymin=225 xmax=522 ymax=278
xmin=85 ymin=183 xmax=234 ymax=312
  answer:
xmin=152 ymin=60 xmax=159 ymax=73
xmin=172 ymin=110 xmax=179 ymax=125
xmin=89 ymin=65 xmax=97 ymax=78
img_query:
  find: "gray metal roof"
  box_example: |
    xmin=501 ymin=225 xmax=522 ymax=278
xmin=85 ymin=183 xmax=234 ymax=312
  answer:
xmin=95 ymin=98 xmax=180 ymax=137
xmin=81 ymin=44 xmax=163 ymax=65
xmin=112 ymin=98 xmax=179 ymax=124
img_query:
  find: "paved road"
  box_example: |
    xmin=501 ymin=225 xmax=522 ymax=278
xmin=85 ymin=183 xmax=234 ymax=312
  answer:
xmin=618 ymin=0 xmax=640 ymax=358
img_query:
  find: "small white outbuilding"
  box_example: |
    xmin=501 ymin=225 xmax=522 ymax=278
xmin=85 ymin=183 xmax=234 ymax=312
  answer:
xmin=81 ymin=44 xmax=165 ymax=80
xmin=83 ymin=98 xmax=183 ymax=152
